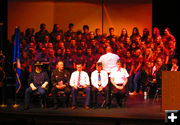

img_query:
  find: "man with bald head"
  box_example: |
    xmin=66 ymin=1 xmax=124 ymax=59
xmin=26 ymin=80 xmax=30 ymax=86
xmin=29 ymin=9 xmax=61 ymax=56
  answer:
xmin=98 ymin=46 xmax=120 ymax=73
xmin=97 ymin=46 xmax=120 ymax=108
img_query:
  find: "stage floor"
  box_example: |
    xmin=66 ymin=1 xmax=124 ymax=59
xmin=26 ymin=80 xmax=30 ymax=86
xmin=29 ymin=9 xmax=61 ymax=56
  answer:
xmin=0 ymin=95 xmax=165 ymax=125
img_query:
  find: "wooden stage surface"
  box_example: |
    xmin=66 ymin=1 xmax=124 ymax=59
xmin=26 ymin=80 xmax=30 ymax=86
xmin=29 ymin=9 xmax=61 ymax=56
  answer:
xmin=0 ymin=95 xmax=165 ymax=125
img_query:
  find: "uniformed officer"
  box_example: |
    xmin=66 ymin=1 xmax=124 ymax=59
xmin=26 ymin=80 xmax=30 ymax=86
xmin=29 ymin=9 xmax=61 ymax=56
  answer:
xmin=51 ymin=61 xmax=71 ymax=109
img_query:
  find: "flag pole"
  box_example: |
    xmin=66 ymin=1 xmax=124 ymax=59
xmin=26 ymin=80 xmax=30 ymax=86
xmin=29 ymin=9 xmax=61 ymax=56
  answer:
xmin=101 ymin=0 xmax=104 ymax=35
xmin=12 ymin=72 xmax=20 ymax=109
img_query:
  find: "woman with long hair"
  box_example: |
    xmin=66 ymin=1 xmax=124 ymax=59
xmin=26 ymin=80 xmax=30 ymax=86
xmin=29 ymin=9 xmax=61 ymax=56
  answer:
xmin=131 ymin=49 xmax=144 ymax=95
xmin=130 ymin=27 xmax=141 ymax=42
xmin=118 ymin=28 xmax=128 ymax=43
xmin=152 ymin=27 xmax=161 ymax=42
xmin=140 ymin=60 xmax=154 ymax=94
xmin=124 ymin=51 xmax=134 ymax=94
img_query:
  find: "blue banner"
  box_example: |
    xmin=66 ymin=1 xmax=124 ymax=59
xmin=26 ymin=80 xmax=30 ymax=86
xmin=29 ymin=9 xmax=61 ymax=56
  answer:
xmin=13 ymin=28 xmax=21 ymax=93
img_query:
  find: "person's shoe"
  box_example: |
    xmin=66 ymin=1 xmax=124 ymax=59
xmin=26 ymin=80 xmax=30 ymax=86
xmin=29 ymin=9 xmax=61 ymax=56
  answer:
xmin=93 ymin=104 xmax=98 ymax=109
xmin=24 ymin=105 xmax=29 ymax=110
xmin=105 ymin=104 xmax=110 ymax=109
xmin=132 ymin=91 xmax=137 ymax=95
xmin=41 ymin=104 xmax=45 ymax=109
xmin=54 ymin=105 xmax=58 ymax=109
xmin=129 ymin=92 xmax=134 ymax=95
xmin=84 ymin=105 xmax=90 ymax=110
xmin=72 ymin=105 xmax=76 ymax=110
xmin=139 ymin=91 xmax=143 ymax=95
xmin=118 ymin=102 xmax=123 ymax=108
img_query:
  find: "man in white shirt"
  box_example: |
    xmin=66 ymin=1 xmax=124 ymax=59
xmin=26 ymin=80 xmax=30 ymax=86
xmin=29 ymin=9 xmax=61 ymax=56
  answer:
xmin=70 ymin=63 xmax=90 ymax=109
xmin=91 ymin=62 xmax=109 ymax=108
xmin=110 ymin=59 xmax=129 ymax=107
xmin=98 ymin=46 xmax=120 ymax=108
xmin=98 ymin=46 xmax=120 ymax=73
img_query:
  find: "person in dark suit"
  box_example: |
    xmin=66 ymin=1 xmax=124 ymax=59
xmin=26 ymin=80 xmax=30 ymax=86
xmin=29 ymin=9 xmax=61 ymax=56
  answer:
xmin=51 ymin=61 xmax=71 ymax=109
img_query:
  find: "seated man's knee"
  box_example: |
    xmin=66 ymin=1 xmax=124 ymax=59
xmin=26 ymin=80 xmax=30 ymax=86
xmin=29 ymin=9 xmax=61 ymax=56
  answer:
xmin=39 ymin=89 xmax=46 ymax=95
xmin=25 ymin=87 xmax=32 ymax=94
xmin=64 ymin=87 xmax=71 ymax=94
xmin=71 ymin=87 xmax=77 ymax=93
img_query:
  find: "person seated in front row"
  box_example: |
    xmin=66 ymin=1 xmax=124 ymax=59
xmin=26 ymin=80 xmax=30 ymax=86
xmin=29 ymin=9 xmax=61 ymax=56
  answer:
xmin=51 ymin=61 xmax=71 ymax=109
xmin=70 ymin=63 xmax=91 ymax=110
xmin=110 ymin=59 xmax=129 ymax=108
xmin=24 ymin=61 xmax=49 ymax=110
xmin=91 ymin=62 xmax=109 ymax=108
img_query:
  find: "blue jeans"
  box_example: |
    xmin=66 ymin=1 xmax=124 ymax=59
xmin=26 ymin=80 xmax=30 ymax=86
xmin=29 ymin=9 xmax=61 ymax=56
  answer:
xmin=71 ymin=87 xmax=90 ymax=106
xmin=25 ymin=86 xmax=46 ymax=106
xmin=133 ymin=71 xmax=141 ymax=92
xmin=127 ymin=75 xmax=133 ymax=92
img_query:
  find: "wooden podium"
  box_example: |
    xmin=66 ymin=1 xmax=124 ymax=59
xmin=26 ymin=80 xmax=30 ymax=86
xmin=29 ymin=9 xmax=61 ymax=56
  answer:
xmin=162 ymin=71 xmax=180 ymax=111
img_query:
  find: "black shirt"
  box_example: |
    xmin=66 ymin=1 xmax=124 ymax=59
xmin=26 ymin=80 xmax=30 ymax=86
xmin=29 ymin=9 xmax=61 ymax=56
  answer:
xmin=51 ymin=69 xmax=70 ymax=87
xmin=28 ymin=71 xmax=49 ymax=86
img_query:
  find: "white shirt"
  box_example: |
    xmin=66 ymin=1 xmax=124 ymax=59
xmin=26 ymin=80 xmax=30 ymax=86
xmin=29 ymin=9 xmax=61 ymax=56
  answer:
xmin=109 ymin=67 xmax=129 ymax=84
xmin=152 ymin=65 xmax=157 ymax=76
xmin=171 ymin=66 xmax=179 ymax=71
xmin=91 ymin=70 xmax=108 ymax=89
xmin=98 ymin=52 xmax=120 ymax=73
xmin=70 ymin=71 xmax=90 ymax=87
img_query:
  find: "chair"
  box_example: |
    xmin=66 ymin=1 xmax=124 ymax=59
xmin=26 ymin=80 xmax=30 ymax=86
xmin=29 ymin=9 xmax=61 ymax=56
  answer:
xmin=48 ymin=90 xmax=71 ymax=107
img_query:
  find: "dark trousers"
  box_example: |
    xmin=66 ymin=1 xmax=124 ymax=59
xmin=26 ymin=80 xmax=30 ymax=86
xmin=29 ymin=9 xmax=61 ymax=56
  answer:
xmin=108 ymin=73 xmax=112 ymax=106
xmin=111 ymin=85 xmax=127 ymax=105
xmin=51 ymin=86 xmax=71 ymax=106
xmin=92 ymin=86 xmax=109 ymax=106
xmin=25 ymin=86 xmax=46 ymax=106
xmin=71 ymin=87 xmax=90 ymax=106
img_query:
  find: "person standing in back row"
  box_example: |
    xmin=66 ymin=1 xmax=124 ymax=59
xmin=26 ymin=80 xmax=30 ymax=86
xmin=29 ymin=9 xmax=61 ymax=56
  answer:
xmin=98 ymin=46 xmax=120 ymax=108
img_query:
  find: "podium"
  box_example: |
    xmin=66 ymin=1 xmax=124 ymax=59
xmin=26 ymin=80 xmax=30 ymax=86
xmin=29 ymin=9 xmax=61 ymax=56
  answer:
xmin=162 ymin=71 xmax=180 ymax=111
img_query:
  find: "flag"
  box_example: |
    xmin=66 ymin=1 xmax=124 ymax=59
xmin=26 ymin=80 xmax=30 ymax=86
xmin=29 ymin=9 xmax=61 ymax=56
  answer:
xmin=13 ymin=27 xmax=21 ymax=93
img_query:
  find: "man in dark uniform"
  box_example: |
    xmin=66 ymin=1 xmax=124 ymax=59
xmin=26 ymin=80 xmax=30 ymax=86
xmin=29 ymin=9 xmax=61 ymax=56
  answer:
xmin=24 ymin=61 xmax=49 ymax=109
xmin=51 ymin=61 xmax=71 ymax=109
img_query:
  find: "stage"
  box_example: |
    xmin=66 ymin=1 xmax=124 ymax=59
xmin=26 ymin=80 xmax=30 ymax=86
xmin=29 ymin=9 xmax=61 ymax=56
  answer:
xmin=0 ymin=95 xmax=164 ymax=125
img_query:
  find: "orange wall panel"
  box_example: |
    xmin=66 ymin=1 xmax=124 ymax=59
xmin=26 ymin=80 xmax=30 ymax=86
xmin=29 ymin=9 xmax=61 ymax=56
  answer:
xmin=8 ymin=1 xmax=54 ymax=40
xmin=8 ymin=1 xmax=152 ymax=40
xmin=103 ymin=3 xmax=152 ymax=36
